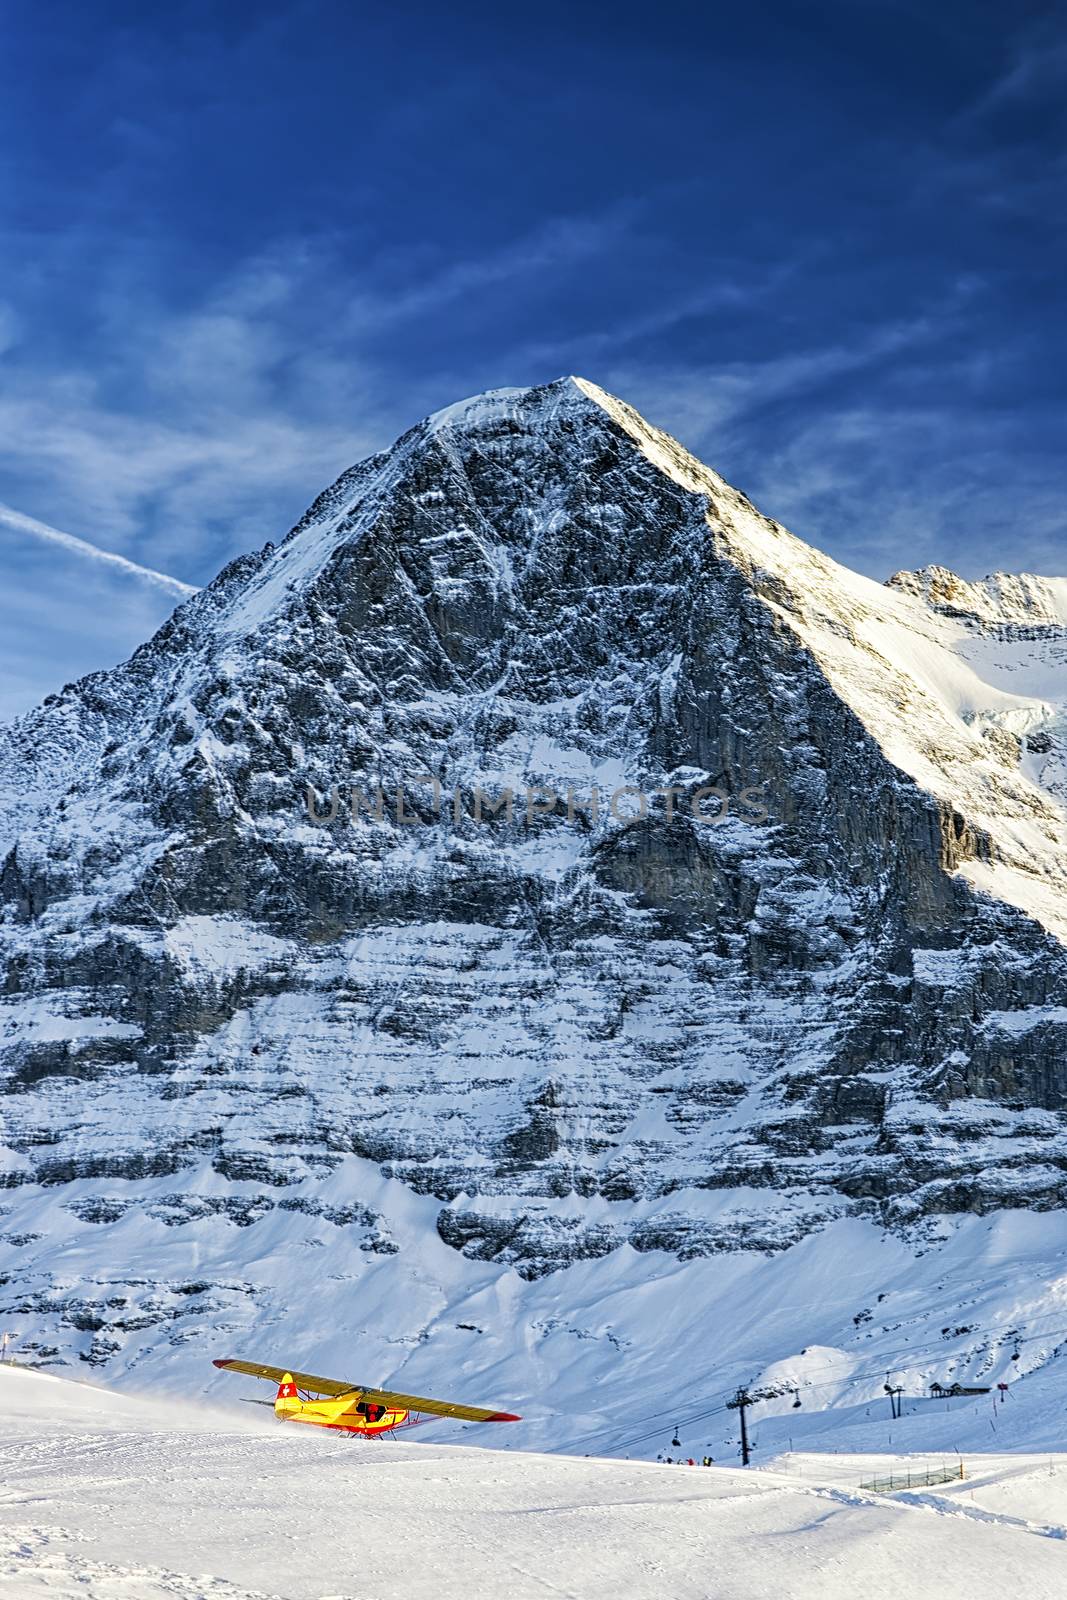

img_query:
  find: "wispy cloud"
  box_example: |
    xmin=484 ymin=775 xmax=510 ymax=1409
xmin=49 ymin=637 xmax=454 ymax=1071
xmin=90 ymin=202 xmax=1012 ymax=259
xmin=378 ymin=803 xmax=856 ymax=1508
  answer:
xmin=0 ymin=203 xmax=645 ymax=580
xmin=959 ymin=23 xmax=1067 ymax=123
xmin=590 ymin=278 xmax=1066 ymax=584
xmin=595 ymin=302 xmax=966 ymax=470
xmin=0 ymin=502 xmax=198 ymax=600
xmin=744 ymin=401 xmax=1067 ymax=582
xmin=341 ymin=205 xmax=643 ymax=335
xmin=0 ymin=203 xmax=652 ymax=717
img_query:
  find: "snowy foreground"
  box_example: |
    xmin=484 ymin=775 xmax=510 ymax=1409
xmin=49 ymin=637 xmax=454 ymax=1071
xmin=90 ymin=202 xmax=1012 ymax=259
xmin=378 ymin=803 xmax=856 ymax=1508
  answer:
xmin=2 ymin=1367 xmax=1065 ymax=1599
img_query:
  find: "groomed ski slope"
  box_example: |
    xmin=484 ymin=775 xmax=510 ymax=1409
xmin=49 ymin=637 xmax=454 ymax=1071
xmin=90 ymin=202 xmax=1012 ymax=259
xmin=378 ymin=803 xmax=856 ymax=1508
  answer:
xmin=2 ymin=1367 xmax=1064 ymax=1599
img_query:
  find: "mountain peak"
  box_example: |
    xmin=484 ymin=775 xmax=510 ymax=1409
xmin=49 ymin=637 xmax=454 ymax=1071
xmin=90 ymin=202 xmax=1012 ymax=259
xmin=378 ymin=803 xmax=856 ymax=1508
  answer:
xmin=422 ymin=375 xmax=607 ymax=439
xmin=4 ymin=372 xmax=1067 ymax=1391
xmin=887 ymin=565 xmax=1067 ymax=628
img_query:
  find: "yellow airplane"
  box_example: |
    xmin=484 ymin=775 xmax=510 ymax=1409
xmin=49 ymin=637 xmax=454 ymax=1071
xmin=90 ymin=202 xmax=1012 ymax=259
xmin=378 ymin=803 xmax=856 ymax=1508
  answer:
xmin=213 ymin=1358 xmax=521 ymax=1437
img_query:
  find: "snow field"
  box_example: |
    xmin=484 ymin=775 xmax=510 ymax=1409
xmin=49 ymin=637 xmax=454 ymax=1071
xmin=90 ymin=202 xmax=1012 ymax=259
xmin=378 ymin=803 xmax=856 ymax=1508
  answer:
xmin=2 ymin=1366 xmax=1067 ymax=1600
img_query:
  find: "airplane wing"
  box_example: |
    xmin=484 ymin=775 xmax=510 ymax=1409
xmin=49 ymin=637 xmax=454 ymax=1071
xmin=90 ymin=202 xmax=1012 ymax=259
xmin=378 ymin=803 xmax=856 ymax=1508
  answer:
xmin=349 ymin=1383 xmax=521 ymax=1423
xmin=212 ymin=1358 xmax=520 ymax=1422
xmin=214 ymin=1358 xmax=362 ymax=1398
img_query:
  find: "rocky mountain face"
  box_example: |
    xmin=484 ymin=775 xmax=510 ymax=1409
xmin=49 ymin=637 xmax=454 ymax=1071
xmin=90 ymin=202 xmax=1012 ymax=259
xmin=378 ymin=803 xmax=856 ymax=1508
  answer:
xmin=2 ymin=376 xmax=1067 ymax=1379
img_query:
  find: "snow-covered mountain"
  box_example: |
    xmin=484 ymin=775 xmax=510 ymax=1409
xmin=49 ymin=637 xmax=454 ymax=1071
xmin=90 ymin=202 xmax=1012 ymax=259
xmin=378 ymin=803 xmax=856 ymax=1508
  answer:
xmin=2 ymin=376 xmax=1067 ymax=1450
xmin=888 ymin=564 xmax=1067 ymax=629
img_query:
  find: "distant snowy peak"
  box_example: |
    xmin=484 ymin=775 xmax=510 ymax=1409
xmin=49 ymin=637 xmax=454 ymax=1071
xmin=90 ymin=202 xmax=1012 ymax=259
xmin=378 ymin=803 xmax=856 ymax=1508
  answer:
xmin=888 ymin=565 xmax=1067 ymax=630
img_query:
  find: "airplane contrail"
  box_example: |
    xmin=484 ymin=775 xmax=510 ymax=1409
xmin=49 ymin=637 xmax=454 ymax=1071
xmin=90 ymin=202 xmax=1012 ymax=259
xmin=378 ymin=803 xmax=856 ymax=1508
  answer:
xmin=0 ymin=501 xmax=200 ymax=601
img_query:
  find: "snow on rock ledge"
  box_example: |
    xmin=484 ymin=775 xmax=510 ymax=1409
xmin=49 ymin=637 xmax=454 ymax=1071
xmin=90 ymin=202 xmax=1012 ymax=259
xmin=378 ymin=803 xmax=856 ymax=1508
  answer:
xmin=1 ymin=375 xmax=1067 ymax=1378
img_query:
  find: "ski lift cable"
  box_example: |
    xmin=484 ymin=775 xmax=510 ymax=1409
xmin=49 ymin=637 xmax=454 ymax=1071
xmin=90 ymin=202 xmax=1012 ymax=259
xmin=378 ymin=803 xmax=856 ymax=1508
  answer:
xmin=607 ymin=1402 xmax=736 ymax=1457
xmin=562 ymin=1309 xmax=1067 ymax=1454
xmin=560 ymin=1316 xmax=1067 ymax=1456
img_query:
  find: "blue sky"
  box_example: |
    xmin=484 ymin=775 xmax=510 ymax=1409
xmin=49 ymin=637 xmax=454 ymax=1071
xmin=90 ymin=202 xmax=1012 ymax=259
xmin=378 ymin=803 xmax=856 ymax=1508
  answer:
xmin=1 ymin=0 xmax=1064 ymax=720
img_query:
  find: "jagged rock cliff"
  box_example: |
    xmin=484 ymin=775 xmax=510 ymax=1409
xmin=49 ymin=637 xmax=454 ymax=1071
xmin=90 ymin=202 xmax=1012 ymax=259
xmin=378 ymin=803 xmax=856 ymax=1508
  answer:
xmin=2 ymin=376 xmax=1067 ymax=1377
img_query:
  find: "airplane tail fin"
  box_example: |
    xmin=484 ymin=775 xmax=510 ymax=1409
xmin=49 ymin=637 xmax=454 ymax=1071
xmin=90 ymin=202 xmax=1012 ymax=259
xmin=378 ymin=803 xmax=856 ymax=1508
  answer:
xmin=274 ymin=1372 xmax=301 ymax=1419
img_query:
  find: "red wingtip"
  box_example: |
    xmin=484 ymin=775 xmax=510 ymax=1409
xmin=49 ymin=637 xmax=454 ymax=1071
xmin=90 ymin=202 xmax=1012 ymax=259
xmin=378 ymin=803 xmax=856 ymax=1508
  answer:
xmin=488 ymin=1411 xmax=522 ymax=1422
xmin=212 ymin=1358 xmax=233 ymax=1369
